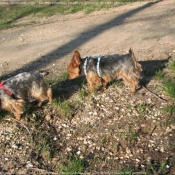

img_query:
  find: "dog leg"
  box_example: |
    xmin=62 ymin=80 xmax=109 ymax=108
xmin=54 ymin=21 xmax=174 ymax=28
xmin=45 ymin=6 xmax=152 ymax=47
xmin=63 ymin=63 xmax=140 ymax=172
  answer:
xmin=86 ymin=72 xmax=101 ymax=93
xmin=2 ymin=98 xmax=24 ymax=120
xmin=120 ymin=73 xmax=138 ymax=94
xmin=101 ymin=78 xmax=107 ymax=91
xmin=35 ymin=90 xmax=51 ymax=107
xmin=47 ymin=87 xmax=53 ymax=104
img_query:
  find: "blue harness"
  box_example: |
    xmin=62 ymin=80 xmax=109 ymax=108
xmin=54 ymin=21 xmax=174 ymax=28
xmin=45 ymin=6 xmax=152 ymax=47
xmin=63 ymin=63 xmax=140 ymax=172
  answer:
xmin=83 ymin=56 xmax=101 ymax=78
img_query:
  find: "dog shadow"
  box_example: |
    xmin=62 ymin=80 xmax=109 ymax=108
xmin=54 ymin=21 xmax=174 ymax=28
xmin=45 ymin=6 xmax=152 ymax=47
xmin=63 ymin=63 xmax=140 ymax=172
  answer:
xmin=52 ymin=56 xmax=171 ymax=101
xmin=139 ymin=56 xmax=171 ymax=87
xmin=51 ymin=76 xmax=87 ymax=103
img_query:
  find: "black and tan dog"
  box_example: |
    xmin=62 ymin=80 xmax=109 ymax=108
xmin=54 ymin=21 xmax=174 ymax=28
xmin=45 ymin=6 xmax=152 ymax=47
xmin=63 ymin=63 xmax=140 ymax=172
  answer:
xmin=0 ymin=71 xmax=52 ymax=120
xmin=67 ymin=48 xmax=142 ymax=94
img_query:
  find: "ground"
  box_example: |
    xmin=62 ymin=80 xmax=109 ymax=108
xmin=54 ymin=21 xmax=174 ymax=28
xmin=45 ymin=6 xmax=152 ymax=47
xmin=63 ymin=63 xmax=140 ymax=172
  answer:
xmin=0 ymin=0 xmax=175 ymax=174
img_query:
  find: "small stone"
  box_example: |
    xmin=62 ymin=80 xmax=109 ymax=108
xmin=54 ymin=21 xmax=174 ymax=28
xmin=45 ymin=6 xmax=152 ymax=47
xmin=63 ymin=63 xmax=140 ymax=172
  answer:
xmin=53 ymin=136 xmax=57 ymax=141
xmin=126 ymin=147 xmax=131 ymax=154
xmin=66 ymin=147 xmax=72 ymax=152
xmin=166 ymin=165 xmax=170 ymax=169
xmin=77 ymin=150 xmax=81 ymax=155
xmin=136 ymin=158 xmax=140 ymax=163
xmin=45 ymin=115 xmax=51 ymax=121
xmin=12 ymin=144 xmax=18 ymax=149
xmin=26 ymin=161 xmax=33 ymax=168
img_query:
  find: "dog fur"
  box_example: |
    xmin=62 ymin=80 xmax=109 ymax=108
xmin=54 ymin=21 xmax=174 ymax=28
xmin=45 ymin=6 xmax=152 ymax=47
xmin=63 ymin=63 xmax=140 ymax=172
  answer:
xmin=0 ymin=71 xmax=52 ymax=120
xmin=67 ymin=48 xmax=142 ymax=94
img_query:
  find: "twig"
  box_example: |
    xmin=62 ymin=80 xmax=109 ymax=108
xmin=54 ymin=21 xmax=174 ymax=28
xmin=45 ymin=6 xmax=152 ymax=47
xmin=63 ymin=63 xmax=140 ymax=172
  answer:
xmin=149 ymin=125 xmax=157 ymax=136
xmin=142 ymin=86 xmax=168 ymax=102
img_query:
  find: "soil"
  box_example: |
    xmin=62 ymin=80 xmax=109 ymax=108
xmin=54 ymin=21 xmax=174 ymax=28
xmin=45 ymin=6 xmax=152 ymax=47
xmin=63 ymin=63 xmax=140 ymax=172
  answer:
xmin=0 ymin=0 xmax=175 ymax=174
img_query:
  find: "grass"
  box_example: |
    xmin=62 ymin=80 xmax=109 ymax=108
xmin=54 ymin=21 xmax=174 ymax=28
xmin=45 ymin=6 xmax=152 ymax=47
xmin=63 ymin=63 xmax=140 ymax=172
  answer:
xmin=0 ymin=0 xmax=152 ymax=30
xmin=55 ymin=100 xmax=75 ymax=119
xmin=163 ymin=105 xmax=175 ymax=116
xmin=155 ymin=69 xmax=165 ymax=79
xmin=78 ymin=87 xmax=88 ymax=100
xmin=45 ymin=72 xmax=68 ymax=86
xmin=129 ymin=129 xmax=137 ymax=141
xmin=168 ymin=60 xmax=175 ymax=72
xmin=162 ymin=79 xmax=175 ymax=99
xmin=146 ymin=161 xmax=170 ymax=175
xmin=59 ymin=156 xmax=86 ymax=174
xmin=119 ymin=167 xmax=134 ymax=175
xmin=135 ymin=103 xmax=152 ymax=120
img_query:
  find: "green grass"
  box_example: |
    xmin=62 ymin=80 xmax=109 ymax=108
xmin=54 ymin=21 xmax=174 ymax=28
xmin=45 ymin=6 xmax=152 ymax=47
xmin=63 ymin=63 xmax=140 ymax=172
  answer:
xmin=168 ymin=60 xmax=175 ymax=72
xmin=163 ymin=105 xmax=175 ymax=116
xmin=129 ymin=129 xmax=137 ymax=141
xmin=0 ymin=0 xmax=152 ymax=30
xmin=45 ymin=72 xmax=68 ymax=86
xmin=78 ymin=87 xmax=88 ymax=100
xmin=135 ymin=104 xmax=152 ymax=120
xmin=146 ymin=161 xmax=170 ymax=175
xmin=119 ymin=166 xmax=134 ymax=175
xmin=60 ymin=156 xmax=86 ymax=174
xmin=162 ymin=79 xmax=175 ymax=99
xmin=155 ymin=69 xmax=165 ymax=79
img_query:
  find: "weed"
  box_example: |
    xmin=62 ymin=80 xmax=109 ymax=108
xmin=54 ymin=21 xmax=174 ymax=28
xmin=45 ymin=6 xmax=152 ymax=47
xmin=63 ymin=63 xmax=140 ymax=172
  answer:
xmin=46 ymin=72 xmax=68 ymax=86
xmin=162 ymin=79 xmax=175 ymax=99
xmin=155 ymin=69 xmax=165 ymax=79
xmin=168 ymin=60 xmax=175 ymax=72
xmin=146 ymin=161 xmax=170 ymax=175
xmin=59 ymin=156 xmax=86 ymax=174
xmin=129 ymin=129 xmax=137 ymax=141
xmin=53 ymin=99 xmax=74 ymax=119
xmin=78 ymin=87 xmax=88 ymax=100
xmin=119 ymin=166 xmax=134 ymax=175
xmin=163 ymin=105 xmax=175 ymax=116
xmin=135 ymin=104 xmax=152 ymax=120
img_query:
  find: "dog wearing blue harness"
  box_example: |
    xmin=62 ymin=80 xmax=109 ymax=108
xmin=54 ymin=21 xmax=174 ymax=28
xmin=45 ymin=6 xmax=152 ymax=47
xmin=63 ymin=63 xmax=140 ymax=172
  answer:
xmin=67 ymin=48 xmax=142 ymax=94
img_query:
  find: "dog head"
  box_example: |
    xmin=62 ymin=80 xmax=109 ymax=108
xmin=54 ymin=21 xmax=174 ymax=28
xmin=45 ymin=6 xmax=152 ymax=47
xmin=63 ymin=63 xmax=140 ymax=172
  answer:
xmin=129 ymin=48 xmax=142 ymax=72
xmin=67 ymin=50 xmax=82 ymax=79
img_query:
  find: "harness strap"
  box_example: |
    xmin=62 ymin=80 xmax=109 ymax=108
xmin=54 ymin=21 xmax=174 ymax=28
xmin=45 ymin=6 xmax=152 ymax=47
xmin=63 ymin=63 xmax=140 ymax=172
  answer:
xmin=96 ymin=57 xmax=101 ymax=78
xmin=0 ymin=81 xmax=13 ymax=96
xmin=83 ymin=57 xmax=88 ymax=76
xmin=83 ymin=56 xmax=101 ymax=78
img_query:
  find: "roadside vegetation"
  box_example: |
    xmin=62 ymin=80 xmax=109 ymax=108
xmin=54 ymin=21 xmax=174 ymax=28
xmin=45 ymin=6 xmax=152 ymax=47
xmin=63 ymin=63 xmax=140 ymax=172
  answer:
xmin=0 ymin=0 xmax=155 ymax=30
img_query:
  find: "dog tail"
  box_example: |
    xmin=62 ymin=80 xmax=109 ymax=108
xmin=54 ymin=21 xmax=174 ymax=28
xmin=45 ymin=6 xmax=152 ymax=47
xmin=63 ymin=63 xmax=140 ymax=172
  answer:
xmin=39 ymin=71 xmax=49 ymax=77
xmin=129 ymin=48 xmax=142 ymax=72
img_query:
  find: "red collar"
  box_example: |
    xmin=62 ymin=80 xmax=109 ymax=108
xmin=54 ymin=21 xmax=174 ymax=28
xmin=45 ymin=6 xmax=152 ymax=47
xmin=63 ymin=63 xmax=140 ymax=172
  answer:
xmin=0 ymin=81 xmax=13 ymax=96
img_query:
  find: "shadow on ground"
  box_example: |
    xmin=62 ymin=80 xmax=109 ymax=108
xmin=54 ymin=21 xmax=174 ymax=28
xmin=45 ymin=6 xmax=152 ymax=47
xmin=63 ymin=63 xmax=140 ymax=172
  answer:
xmin=2 ymin=1 xmax=160 ymax=79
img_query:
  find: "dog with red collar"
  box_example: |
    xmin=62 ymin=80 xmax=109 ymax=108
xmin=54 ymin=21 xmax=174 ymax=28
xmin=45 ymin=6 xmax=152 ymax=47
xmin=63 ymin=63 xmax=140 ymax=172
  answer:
xmin=0 ymin=71 xmax=52 ymax=120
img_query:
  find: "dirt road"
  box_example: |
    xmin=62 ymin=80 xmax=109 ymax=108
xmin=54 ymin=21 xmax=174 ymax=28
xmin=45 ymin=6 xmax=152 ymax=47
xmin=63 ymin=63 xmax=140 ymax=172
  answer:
xmin=0 ymin=0 xmax=175 ymax=78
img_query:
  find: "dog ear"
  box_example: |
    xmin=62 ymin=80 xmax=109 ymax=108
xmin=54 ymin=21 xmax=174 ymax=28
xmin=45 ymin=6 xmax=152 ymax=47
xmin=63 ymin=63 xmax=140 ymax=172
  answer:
xmin=72 ymin=50 xmax=81 ymax=67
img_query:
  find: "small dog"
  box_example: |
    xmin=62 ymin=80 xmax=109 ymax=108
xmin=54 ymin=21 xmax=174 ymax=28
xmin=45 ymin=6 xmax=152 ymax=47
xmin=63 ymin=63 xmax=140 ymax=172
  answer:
xmin=0 ymin=71 xmax=52 ymax=120
xmin=67 ymin=48 xmax=142 ymax=94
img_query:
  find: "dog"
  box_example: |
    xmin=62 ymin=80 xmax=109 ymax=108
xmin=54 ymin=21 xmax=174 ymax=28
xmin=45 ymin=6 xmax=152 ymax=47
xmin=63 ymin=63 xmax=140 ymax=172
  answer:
xmin=0 ymin=71 xmax=52 ymax=120
xmin=67 ymin=48 xmax=142 ymax=94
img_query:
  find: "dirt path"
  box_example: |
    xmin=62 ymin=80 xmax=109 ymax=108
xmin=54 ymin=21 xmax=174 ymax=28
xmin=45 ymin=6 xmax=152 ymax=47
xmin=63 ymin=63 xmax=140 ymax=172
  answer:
xmin=0 ymin=0 xmax=175 ymax=78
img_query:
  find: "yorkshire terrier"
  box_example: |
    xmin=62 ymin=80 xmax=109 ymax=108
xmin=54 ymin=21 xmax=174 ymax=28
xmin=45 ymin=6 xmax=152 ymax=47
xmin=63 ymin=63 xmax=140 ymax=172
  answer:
xmin=67 ymin=48 xmax=142 ymax=94
xmin=0 ymin=71 xmax=52 ymax=120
